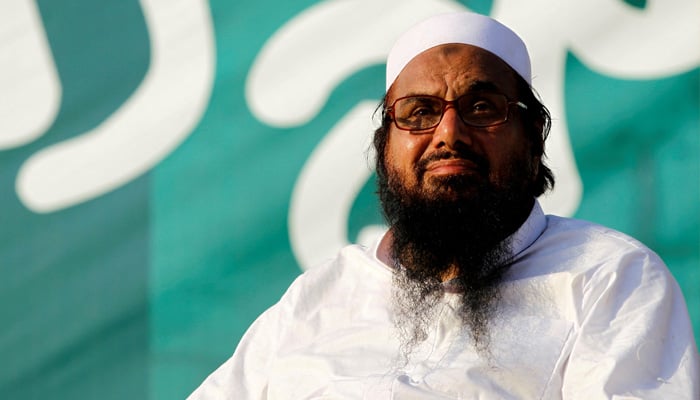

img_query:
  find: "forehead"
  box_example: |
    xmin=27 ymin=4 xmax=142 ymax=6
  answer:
xmin=388 ymin=44 xmax=520 ymax=101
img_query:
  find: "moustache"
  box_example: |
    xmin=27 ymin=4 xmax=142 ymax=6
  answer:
xmin=416 ymin=150 xmax=489 ymax=175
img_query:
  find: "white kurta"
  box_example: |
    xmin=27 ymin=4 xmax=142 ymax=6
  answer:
xmin=189 ymin=202 xmax=699 ymax=399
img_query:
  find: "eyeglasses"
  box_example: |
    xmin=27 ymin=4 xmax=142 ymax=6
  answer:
xmin=385 ymin=92 xmax=527 ymax=131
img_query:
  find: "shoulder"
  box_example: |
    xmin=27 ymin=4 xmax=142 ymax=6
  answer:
xmin=543 ymin=215 xmax=659 ymax=255
xmin=535 ymin=215 xmax=665 ymax=269
xmin=187 ymin=245 xmax=386 ymax=399
xmin=536 ymin=221 xmax=700 ymax=397
xmin=289 ymin=243 xmax=391 ymax=290
xmin=516 ymin=215 xmax=673 ymax=298
xmin=275 ymin=243 xmax=393 ymax=314
xmin=230 ymin=243 xmax=394 ymax=364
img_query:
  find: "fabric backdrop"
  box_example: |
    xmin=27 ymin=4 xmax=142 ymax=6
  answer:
xmin=0 ymin=0 xmax=698 ymax=398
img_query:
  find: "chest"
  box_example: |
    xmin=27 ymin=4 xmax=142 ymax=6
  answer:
xmin=266 ymin=292 xmax=573 ymax=400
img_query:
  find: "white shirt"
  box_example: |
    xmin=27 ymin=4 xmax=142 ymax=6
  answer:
xmin=189 ymin=202 xmax=699 ymax=399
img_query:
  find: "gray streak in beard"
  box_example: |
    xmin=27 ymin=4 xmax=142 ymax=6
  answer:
xmin=378 ymin=141 xmax=535 ymax=362
xmin=390 ymin=236 xmax=513 ymax=363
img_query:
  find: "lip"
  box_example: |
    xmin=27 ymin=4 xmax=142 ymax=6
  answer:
xmin=425 ymin=158 xmax=480 ymax=175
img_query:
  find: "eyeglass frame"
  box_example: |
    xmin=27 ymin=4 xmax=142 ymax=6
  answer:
xmin=384 ymin=92 xmax=528 ymax=132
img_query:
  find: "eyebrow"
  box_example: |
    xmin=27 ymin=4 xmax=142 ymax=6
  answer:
xmin=388 ymin=80 xmax=506 ymax=104
xmin=466 ymin=80 xmax=501 ymax=93
xmin=397 ymin=80 xmax=503 ymax=98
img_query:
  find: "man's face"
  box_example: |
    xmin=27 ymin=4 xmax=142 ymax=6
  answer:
xmin=384 ymin=44 xmax=539 ymax=201
xmin=381 ymin=44 xmax=541 ymax=355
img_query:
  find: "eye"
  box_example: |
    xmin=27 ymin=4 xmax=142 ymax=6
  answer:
xmin=397 ymin=97 xmax=441 ymax=119
xmin=458 ymin=93 xmax=504 ymax=118
xmin=471 ymin=98 xmax=497 ymax=113
xmin=392 ymin=96 xmax=444 ymax=130
xmin=411 ymin=105 xmax=437 ymax=117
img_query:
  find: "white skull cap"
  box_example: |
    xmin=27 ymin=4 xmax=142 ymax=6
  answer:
xmin=386 ymin=12 xmax=531 ymax=91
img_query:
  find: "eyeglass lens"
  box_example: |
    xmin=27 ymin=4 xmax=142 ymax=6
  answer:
xmin=392 ymin=93 xmax=510 ymax=130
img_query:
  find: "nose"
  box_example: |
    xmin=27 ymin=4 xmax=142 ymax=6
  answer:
xmin=431 ymin=105 xmax=472 ymax=149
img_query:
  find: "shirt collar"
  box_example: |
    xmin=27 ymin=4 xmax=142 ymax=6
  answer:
xmin=508 ymin=199 xmax=547 ymax=258
xmin=372 ymin=200 xmax=547 ymax=270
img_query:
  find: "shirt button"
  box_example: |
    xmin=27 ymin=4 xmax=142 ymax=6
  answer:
xmin=397 ymin=374 xmax=422 ymax=385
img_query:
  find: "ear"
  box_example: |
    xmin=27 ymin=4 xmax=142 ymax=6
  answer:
xmin=527 ymin=119 xmax=544 ymax=185
xmin=530 ymin=154 xmax=541 ymax=184
xmin=529 ymin=115 xmax=546 ymax=159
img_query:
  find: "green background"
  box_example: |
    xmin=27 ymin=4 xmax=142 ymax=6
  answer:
xmin=0 ymin=0 xmax=697 ymax=398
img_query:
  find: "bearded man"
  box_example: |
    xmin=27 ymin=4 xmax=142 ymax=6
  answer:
xmin=189 ymin=12 xmax=698 ymax=399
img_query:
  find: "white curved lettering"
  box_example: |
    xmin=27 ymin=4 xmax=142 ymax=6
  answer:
xmin=16 ymin=0 xmax=216 ymax=213
xmin=0 ymin=1 xmax=61 ymax=149
xmin=289 ymin=101 xmax=380 ymax=269
xmin=246 ymin=0 xmax=464 ymax=127
xmin=567 ymin=0 xmax=700 ymax=78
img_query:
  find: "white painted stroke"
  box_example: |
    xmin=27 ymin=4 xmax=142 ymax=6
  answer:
xmin=567 ymin=0 xmax=700 ymax=78
xmin=246 ymin=0 xmax=464 ymax=127
xmin=289 ymin=101 xmax=381 ymax=269
xmin=0 ymin=0 xmax=61 ymax=149
xmin=16 ymin=0 xmax=215 ymax=213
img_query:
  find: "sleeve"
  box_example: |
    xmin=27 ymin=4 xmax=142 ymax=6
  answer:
xmin=186 ymin=265 xmax=319 ymax=400
xmin=185 ymin=254 xmax=344 ymax=399
xmin=561 ymin=247 xmax=699 ymax=399
xmin=186 ymin=303 xmax=284 ymax=400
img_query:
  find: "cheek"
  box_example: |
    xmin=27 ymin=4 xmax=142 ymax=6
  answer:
xmin=384 ymin=133 xmax=431 ymax=187
xmin=486 ymin=137 xmax=535 ymax=182
xmin=495 ymin=152 xmax=539 ymax=189
xmin=387 ymin=132 xmax=429 ymax=165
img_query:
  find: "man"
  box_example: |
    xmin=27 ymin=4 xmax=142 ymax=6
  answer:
xmin=190 ymin=12 xmax=699 ymax=399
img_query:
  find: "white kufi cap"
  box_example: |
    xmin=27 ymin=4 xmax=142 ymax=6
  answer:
xmin=386 ymin=12 xmax=531 ymax=91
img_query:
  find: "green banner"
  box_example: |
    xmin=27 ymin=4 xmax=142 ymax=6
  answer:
xmin=0 ymin=0 xmax=697 ymax=398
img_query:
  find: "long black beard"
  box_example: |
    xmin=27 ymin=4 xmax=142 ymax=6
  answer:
xmin=379 ymin=164 xmax=533 ymax=359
